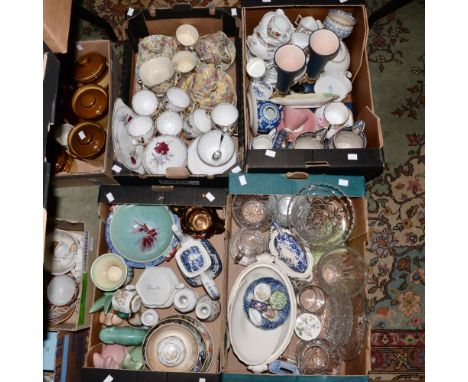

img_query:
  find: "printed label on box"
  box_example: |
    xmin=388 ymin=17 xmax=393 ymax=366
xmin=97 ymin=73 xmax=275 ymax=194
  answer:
xmin=338 ymin=179 xmax=349 ymax=187
xmin=231 ymin=8 xmax=237 ymax=16
xmin=265 ymin=150 xmax=276 ymax=158
xmin=205 ymin=192 xmax=215 ymax=202
xmin=112 ymin=165 xmax=122 ymax=173
xmin=127 ymin=7 xmax=134 ymax=16
xmin=347 ymin=153 xmax=358 ymax=160
xmin=106 ymin=192 xmax=115 ymax=202
xmin=239 ymin=175 xmax=247 ymax=186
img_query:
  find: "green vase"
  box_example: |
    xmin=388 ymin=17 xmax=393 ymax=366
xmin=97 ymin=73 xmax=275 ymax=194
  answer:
xmin=99 ymin=326 xmax=148 ymax=346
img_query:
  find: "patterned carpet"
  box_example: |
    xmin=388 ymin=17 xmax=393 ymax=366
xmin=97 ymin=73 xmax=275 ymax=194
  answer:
xmin=75 ymin=1 xmax=425 ymax=379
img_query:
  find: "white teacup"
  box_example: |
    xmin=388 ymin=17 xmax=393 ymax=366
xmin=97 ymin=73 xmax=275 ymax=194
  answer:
xmin=211 ymin=103 xmax=239 ymax=133
xmin=139 ymin=56 xmax=175 ymax=88
xmin=132 ymin=89 xmax=159 ymax=117
xmin=197 ymin=130 xmax=235 ymax=167
xmin=183 ymin=108 xmax=212 ymax=139
xmin=172 ymin=51 xmax=197 ymax=74
xmin=246 ymin=57 xmax=266 ymax=82
xmin=128 ymin=116 xmax=155 ymax=145
xmin=324 ymin=101 xmax=351 ymax=126
xmin=156 ymin=111 xmax=183 ymax=136
xmin=251 ymin=134 xmax=273 ymax=150
xmin=176 ymin=24 xmax=199 ymax=48
xmin=293 ymin=133 xmax=324 ymax=149
xmin=295 ymin=15 xmax=323 ymax=34
xmin=163 ymin=87 xmax=191 ymax=112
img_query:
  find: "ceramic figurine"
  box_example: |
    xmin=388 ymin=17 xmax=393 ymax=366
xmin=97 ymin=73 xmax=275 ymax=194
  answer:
xmin=172 ymin=225 xmax=220 ymax=299
xmin=99 ymin=311 xmax=126 ymax=327
xmin=128 ymin=312 xmax=144 ymax=327
xmin=195 ymin=295 xmax=221 ymax=322
xmin=269 ymin=359 xmax=300 ymax=375
xmin=122 ymin=346 xmax=144 ymax=370
xmin=93 ymin=344 xmax=128 ymax=369
xmin=99 ymin=326 xmax=149 ymax=346
xmin=112 ymin=285 xmax=142 ymax=314
xmin=89 ymin=292 xmax=114 ymax=314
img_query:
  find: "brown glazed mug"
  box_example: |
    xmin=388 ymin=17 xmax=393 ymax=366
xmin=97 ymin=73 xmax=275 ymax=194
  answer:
xmin=172 ymin=206 xmax=225 ymax=239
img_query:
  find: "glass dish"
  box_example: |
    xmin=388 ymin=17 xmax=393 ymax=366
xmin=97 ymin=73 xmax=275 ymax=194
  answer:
xmin=229 ymin=228 xmax=266 ymax=266
xmin=288 ymin=184 xmax=355 ymax=249
xmin=268 ymin=195 xmax=294 ymax=228
xmin=296 ymin=339 xmax=340 ymax=375
xmin=232 ymin=195 xmax=271 ymax=231
xmin=316 ymin=246 xmax=367 ymax=297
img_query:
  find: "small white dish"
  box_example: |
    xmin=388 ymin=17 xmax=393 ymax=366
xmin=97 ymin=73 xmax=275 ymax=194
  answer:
xmin=187 ymin=136 xmax=236 ymax=175
xmin=291 ymin=32 xmax=310 ymax=51
xmin=132 ymin=89 xmax=159 ymax=116
xmin=47 ymin=274 xmax=77 ymax=306
xmin=136 ymin=267 xmax=184 ymax=308
xmin=143 ymin=135 xmax=187 ymax=175
xmin=197 ymin=130 xmax=235 ymax=167
xmin=156 ymin=111 xmax=183 ymax=136
xmin=324 ymin=40 xmax=351 ymax=74
xmin=315 ymin=72 xmax=352 ymax=102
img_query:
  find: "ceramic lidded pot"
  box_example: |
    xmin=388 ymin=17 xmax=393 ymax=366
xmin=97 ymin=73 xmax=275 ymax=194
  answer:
xmin=73 ymin=52 xmax=109 ymax=88
xmin=71 ymin=84 xmax=108 ymax=121
xmin=67 ymin=122 xmax=107 ymax=160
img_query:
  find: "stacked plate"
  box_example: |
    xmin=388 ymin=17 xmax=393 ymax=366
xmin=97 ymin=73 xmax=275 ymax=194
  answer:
xmin=105 ymin=205 xmax=180 ymax=268
xmin=142 ymin=315 xmax=213 ymax=372
xmin=47 ymin=274 xmax=80 ymax=326
xmin=44 ymin=229 xmax=79 ymax=275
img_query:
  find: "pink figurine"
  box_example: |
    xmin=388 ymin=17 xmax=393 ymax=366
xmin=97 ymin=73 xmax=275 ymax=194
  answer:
xmin=93 ymin=344 xmax=128 ymax=369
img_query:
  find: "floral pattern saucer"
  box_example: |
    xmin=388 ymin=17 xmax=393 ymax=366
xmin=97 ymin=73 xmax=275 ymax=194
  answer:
xmin=142 ymin=135 xmax=187 ymax=175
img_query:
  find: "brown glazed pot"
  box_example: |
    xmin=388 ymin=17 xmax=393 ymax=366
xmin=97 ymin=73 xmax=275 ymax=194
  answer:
xmin=71 ymin=84 xmax=108 ymax=121
xmin=67 ymin=122 xmax=107 ymax=160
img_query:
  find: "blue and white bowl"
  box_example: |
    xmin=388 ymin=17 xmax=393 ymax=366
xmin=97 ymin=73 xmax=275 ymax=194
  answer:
xmin=323 ymin=9 xmax=356 ymax=39
xmin=257 ymin=101 xmax=282 ymax=134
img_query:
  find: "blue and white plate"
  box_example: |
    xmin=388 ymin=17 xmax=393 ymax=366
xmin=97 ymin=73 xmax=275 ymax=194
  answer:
xmin=269 ymin=224 xmax=313 ymax=280
xmin=105 ymin=206 xmax=180 ymax=268
xmin=182 ymin=239 xmax=222 ymax=288
xmin=242 ymin=277 xmax=290 ymax=330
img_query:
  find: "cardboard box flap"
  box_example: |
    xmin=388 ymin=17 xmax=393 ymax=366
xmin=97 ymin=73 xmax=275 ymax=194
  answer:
xmin=43 ymin=0 xmax=72 ymax=53
xmin=228 ymin=173 xmax=365 ymax=196
xmin=98 ymin=185 xmax=228 ymax=207
xmin=241 ymin=0 xmax=365 ymax=7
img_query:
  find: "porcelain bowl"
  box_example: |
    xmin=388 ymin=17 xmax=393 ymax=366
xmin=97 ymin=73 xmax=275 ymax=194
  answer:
xmin=139 ymin=56 xmax=175 ymax=87
xmin=90 ymin=253 xmax=130 ymax=292
xmin=132 ymin=89 xmax=159 ymax=116
xmin=172 ymin=51 xmax=197 ymax=74
xmin=228 ymin=262 xmax=296 ymax=369
xmin=47 ymin=274 xmax=78 ymax=306
xmin=156 ymin=111 xmax=183 ymax=136
xmin=196 ymin=130 xmax=235 ymax=167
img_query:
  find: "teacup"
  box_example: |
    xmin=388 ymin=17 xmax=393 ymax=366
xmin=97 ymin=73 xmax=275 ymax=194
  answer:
xmin=251 ymin=130 xmax=276 ymax=150
xmin=294 ymin=132 xmax=325 ymax=149
xmin=323 ymin=9 xmax=356 ymax=39
xmin=53 ymin=123 xmax=74 ymax=149
xmin=323 ymin=39 xmax=351 ymax=74
xmin=47 ymin=274 xmax=78 ymax=306
xmin=331 ymin=120 xmax=366 ymax=148
xmin=266 ymin=9 xmax=293 ymax=44
xmin=257 ymin=101 xmax=283 ymax=134
xmin=132 ymin=89 xmax=159 ymax=117
xmin=246 ymin=57 xmax=266 ymax=82
xmin=291 ymin=32 xmax=310 ymax=53
xmin=172 ymin=51 xmax=197 ymax=74
xmin=295 ymin=15 xmax=323 ymax=34
xmin=197 ymin=130 xmax=235 ymax=167
xmin=190 ymin=64 xmax=218 ymax=98
xmin=128 ymin=116 xmax=155 ymax=145
xmin=90 ymin=253 xmax=133 ymax=292
xmin=156 ymin=111 xmax=183 ymax=136
xmin=210 ymin=103 xmax=239 ymax=133
xmin=323 ymin=101 xmax=351 ymax=126
xmin=162 ymin=87 xmax=191 ymax=113
xmin=196 ymin=31 xmax=233 ymax=67
xmin=112 ymin=285 xmax=142 ymax=314
xmin=183 ymin=108 xmax=212 ymax=139
xmin=176 ymin=24 xmax=199 ymax=48
xmin=139 ymin=56 xmax=175 ymax=88
xmin=246 ymin=34 xmax=272 ymax=61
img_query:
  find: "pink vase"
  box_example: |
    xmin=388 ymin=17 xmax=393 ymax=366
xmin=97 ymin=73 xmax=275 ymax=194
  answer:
xmin=277 ymin=107 xmax=318 ymax=142
xmin=93 ymin=344 xmax=128 ymax=369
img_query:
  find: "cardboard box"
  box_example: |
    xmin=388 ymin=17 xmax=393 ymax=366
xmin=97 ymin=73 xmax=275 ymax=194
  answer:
xmin=43 ymin=0 xmax=72 ymax=54
xmin=51 ymin=40 xmax=118 ymax=187
xmin=224 ymin=176 xmax=371 ymax=378
xmin=241 ymin=4 xmax=384 ymax=181
xmin=114 ymin=6 xmax=244 ymax=188
xmin=82 ymin=185 xmax=229 ymax=381
xmin=45 ymin=219 xmax=98 ymax=332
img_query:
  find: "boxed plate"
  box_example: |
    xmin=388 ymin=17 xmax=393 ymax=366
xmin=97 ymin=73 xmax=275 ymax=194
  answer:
xmin=241 ymin=2 xmax=384 ymax=181
xmin=82 ymin=185 xmax=229 ymax=381
xmin=50 ymin=40 xmax=118 ymax=187
xmin=113 ymin=6 xmax=245 ymax=188
xmin=44 ymin=219 xmax=97 ymax=331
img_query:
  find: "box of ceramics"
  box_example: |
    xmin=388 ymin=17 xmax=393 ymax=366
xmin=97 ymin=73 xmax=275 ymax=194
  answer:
xmin=44 ymin=219 xmax=97 ymax=332
xmin=240 ymin=3 xmax=384 ymax=181
xmin=111 ymin=6 xmax=245 ymax=188
xmin=224 ymin=173 xmax=371 ymax=378
xmin=82 ymin=185 xmax=229 ymax=381
xmin=48 ymin=39 xmax=118 ymax=187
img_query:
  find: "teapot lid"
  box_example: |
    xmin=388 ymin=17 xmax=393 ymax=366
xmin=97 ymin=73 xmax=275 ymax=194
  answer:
xmin=73 ymin=52 xmax=107 ymax=84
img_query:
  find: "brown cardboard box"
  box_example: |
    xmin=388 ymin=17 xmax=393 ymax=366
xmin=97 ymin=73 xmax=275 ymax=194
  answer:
xmin=45 ymin=219 xmax=98 ymax=332
xmin=84 ymin=196 xmax=229 ymax=379
xmin=224 ymin=195 xmax=371 ymax=376
xmin=52 ymin=40 xmax=118 ymax=187
xmin=43 ymin=0 xmax=72 ymax=53
xmin=241 ymin=5 xmax=384 ymax=180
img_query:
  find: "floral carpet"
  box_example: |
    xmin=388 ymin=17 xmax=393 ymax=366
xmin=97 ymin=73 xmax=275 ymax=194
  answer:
xmin=75 ymin=0 xmax=425 ymax=379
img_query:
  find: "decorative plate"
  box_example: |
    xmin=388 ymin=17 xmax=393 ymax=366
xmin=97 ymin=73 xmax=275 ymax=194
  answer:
xmin=242 ymin=277 xmax=291 ymax=330
xmin=289 ymin=184 xmax=355 ymax=249
xmin=187 ymin=136 xmax=236 ymax=175
xmin=112 ymin=99 xmax=145 ymax=174
xmin=142 ymin=135 xmax=187 ymax=175
xmin=268 ymin=224 xmax=313 ymax=280
xmin=182 ymin=239 xmax=222 ymax=288
xmin=314 ymin=73 xmax=352 ymax=102
xmin=107 ymin=205 xmax=176 ymax=265
xmin=294 ymin=312 xmax=321 ymax=341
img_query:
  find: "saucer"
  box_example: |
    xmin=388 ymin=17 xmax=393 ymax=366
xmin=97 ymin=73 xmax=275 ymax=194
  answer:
xmin=44 ymin=229 xmax=78 ymax=275
xmin=112 ymin=99 xmax=145 ymax=174
xmin=143 ymin=135 xmax=187 ymax=175
xmin=315 ymin=74 xmax=352 ymax=102
xmin=295 ymin=313 xmax=321 ymax=341
xmin=187 ymin=136 xmax=236 ymax=175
